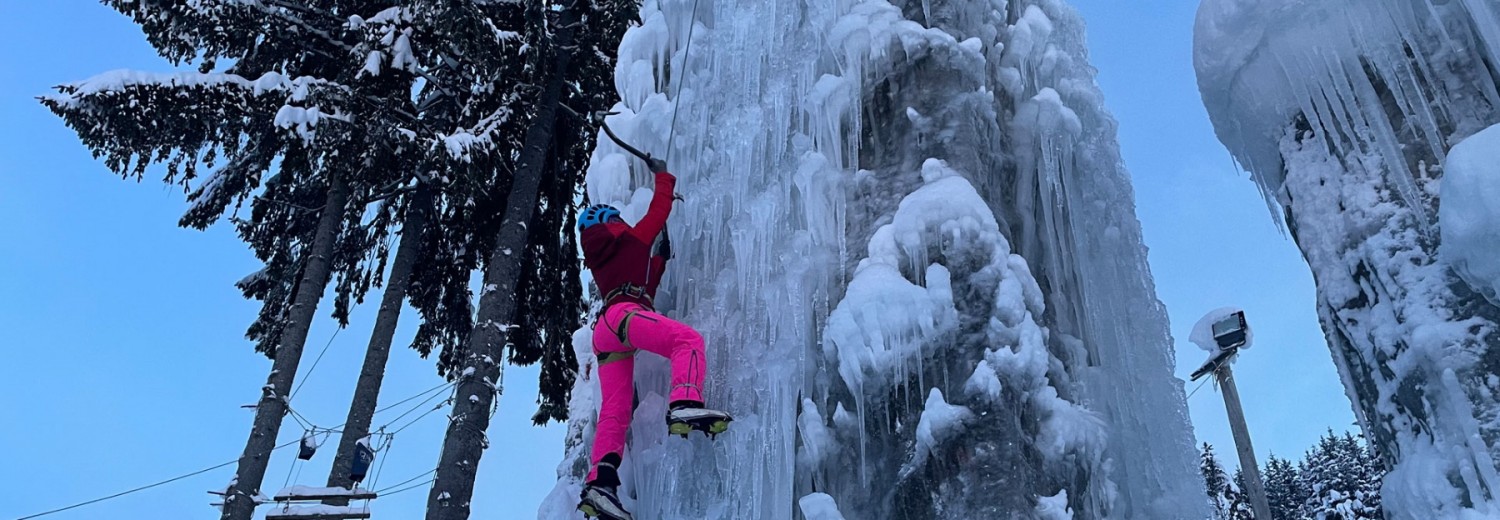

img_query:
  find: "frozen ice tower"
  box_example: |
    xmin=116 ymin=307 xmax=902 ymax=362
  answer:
xmin=541 ymin=1 xmax=1206 ymax=518
xmin=1195 ymin=0 xmax=1500 ymax=518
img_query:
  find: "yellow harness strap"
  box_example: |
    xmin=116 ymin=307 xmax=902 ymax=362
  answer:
xmin=598 ymin=310 xmax=641 ymax=366
xmin=598 ymin=350 xmax=637 ymax=365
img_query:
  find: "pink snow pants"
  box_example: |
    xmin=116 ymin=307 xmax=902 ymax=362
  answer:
xmin=587 ymin=302 xmax=707 ymax=483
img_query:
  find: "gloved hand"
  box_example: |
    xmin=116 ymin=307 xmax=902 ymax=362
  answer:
xmin=646 ymin=155 xmax=668 ymax=173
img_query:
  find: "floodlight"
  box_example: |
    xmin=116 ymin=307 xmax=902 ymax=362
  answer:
xmin=1212 ymin=311 xmax=1248 ymax=350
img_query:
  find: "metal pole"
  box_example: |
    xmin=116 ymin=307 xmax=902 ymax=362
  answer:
xmin=1217 ymin=363 xmax=1273 ymax=519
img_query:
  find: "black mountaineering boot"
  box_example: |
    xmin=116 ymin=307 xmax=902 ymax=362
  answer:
xmin=666 ymin=400 xmax=733 ymax=439
xmin=580 ymin=454 xmax=630 ymax=520
xmin=579 ymin=485 xmax=631 ymax=520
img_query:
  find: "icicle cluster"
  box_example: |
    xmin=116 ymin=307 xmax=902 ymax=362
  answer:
xmin=1195 ymin=1 xmax=1500 ymax=518
xmin=541 ymin=1 xmax=1205 ymax=518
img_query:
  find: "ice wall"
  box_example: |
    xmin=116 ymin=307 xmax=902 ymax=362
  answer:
xmin=540 ymin=1 xmax=1206 ymax=518
xmin=1195 ymin=1 xmax=1500 ymax=517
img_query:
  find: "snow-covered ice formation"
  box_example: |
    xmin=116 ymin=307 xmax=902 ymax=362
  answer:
xmin=1195 ymin=1 xmax=1500 ymax=517
xmin=1441 ymin=124 xmax=1500 ymax=306
xmin=540 ymin=1 xmax=1207 ymax=518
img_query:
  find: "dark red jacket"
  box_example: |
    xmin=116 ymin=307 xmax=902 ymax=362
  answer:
xmin=581 ymin=171 xmax=676 ymax=309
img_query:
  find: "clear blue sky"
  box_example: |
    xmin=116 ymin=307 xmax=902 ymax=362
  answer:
xmin=0 ymin=2 xmax=1353 ymax=519
xmin=1068 ymin=0 xmax=1358 ymax=468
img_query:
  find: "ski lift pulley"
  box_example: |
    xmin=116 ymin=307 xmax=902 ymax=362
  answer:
xmin=298 ymin=431 xmax=319 ymax=460
xmin=349 ymin=436 xmax=376 ymax=483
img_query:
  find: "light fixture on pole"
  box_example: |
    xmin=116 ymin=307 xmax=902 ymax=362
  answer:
xmin=1190 ymin=307 xmax=1271 ymax=520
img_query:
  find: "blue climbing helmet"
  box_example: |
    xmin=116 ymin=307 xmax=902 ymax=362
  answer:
xmin=579 ymin=204 xmax=623 ymax=231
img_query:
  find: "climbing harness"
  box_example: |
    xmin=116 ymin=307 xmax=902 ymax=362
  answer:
xmin=598 ymin=309 xmax=639 ymax=365
xmin=598 ymin=304 xmax=662 ymax=366
xmin=602 ymin=282 xmax=654 ymax=308
xmin=598 ymin=350 xmax=638 ymax=366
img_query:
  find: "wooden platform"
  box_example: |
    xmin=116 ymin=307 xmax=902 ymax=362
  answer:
xmin=272 ymin=491 xmax=378 ymax=502
xmin=264 ymin=485 xmax=375 ymax=519
xmin=264 ymin=513 xmax=371 ymax=520
xmin=264 ymin=506 xmax=371 ymax=520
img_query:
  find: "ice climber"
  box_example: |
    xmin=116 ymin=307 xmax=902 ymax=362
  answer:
xmin=575 ymin=156 xmax=733 ymax=520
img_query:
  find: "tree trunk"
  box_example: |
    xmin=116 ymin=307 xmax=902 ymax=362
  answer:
xmin=221 ymin=175 xmax=351 ymax=520
xmin=424 ymin=6 xmax=581 ymax=520
xmin=324 ymin=186 xmax=435 ymax=500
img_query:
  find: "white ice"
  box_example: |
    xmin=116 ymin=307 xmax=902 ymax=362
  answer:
xmin=1440 ymin=124 xmax=1500 ymax=305
xmin=541 ymin=0 xmax=1207 ymax=518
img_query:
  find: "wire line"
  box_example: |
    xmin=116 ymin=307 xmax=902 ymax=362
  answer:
xmin=290 ymin=327 xmax=342 ymax=401
xmin=1187 ymin=375 xmax=1214 ymax=400
xmin=15 ymin=380 xmax=456 ymax=519
xmin=16 ymin=439 xmax=300 ymax=520
xmin=374 ymin=469 xmax=437 ymax=495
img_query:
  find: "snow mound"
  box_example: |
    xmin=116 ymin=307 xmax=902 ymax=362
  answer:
xmin=1440 ymin=124 xmax=1500 ymax=305
xmin=1035 ymin=490 xmax=1073 ymax=520
xmin=1189 ymin=306 xmax=1252 ymax=353
xmin=909 ymin=389 xmax=974 ymax=472
xmin=797 ymin=493 xmax=847 ymax=520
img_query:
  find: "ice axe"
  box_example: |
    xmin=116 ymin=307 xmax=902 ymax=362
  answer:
xmin=590 ymin=110 xmax=684 ymax=202
xmin=587 ymin=111 xmax=682 ymax=259
xmin=591 ymin=111 xmax=655 ymax=164
xmin=555 ymin=103 xmax=656 ymax=163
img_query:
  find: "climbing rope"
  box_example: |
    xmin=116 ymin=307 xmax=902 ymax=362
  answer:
xmin=593 ymin=0 xmax=703 ymax=167
xmin=664 ymin=0 xmax=703 ymax=165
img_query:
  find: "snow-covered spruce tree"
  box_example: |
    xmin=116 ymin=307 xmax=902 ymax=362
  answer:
xmin=1263 ymin=454 xmax=1308 ymax=520
xmin=313 ymin=1 xmax=588 ymax=495
xmin=422 ymin=1 xmax=635 ymax=518
xmin=1202 ymin=443 xmax=1233 ymax=518
xmin=539 ymin=0 xmax=1205 ymax=519
xmin=1227 ymin=469 xmax=1255 ymax=520
xmin=1195 ymin=2 xmax=1500 ymax=517
xmin=1295 ymin=431 xmax=1383 ymax=520
xmin=42 ymin=1 xmax=606 ymax=518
